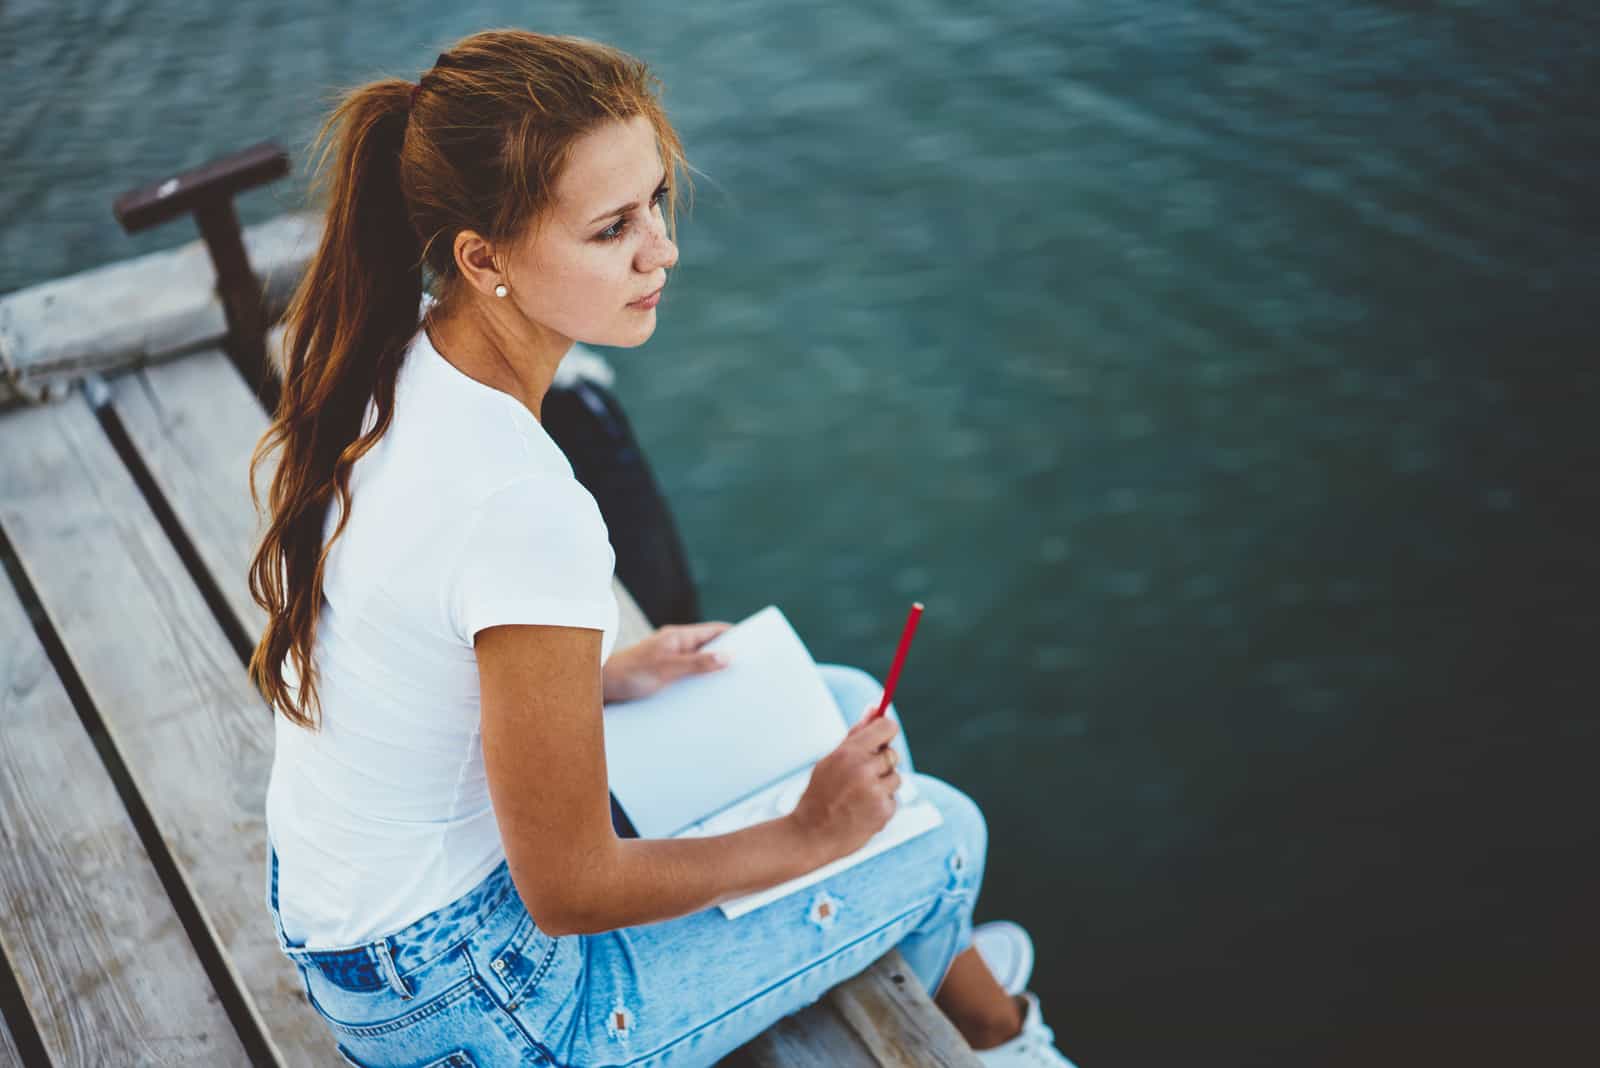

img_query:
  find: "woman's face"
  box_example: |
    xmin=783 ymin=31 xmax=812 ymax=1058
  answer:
xmin=500 ymin=114 xmax=679 ymax=349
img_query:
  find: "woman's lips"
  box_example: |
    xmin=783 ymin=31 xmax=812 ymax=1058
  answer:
xmin=629 ymin=286 xmax=663 ymax=310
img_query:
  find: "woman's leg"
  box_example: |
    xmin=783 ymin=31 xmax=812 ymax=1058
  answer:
xmin=819 ymin=663 xmax=1025 ymax=1049
xmin=541 ymin=772 xmax=988 ymax=1066
xmin=935 ymin=948 xmax=1030 ymax=1050
xmin=817 ymin=663 xmax=977 ymax=986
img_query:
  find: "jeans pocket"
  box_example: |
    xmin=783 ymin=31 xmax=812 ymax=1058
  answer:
xmin=311 ymin=974 xmax=540 ymax=1067
xmin=308 ymin=973 xmax=485 ymax=1038
xmin=485 ymin=907 xmax=578 ymax=1015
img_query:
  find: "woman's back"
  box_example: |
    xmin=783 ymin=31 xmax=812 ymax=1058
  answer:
xmin=266 ymin=321 xmax=618 ymax=948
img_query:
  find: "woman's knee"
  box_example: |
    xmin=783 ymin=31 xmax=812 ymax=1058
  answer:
xmin=909 ymin=774 xmax=988 ymax=893
xmin=817 ymin=663 xmax=883 ymax=726
xmin=888 ymin=775 xmax=988 ymax=990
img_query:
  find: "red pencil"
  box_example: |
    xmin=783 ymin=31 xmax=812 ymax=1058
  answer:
xmin=868 ymin=602 xmax=924 ymax=721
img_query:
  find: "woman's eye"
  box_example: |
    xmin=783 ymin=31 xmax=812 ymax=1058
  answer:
xmin=596 ymin=184 xmax=668 ymax=242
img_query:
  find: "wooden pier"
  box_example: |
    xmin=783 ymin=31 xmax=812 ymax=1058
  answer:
xmin=0 ymin=153 xmax=981 ymax=1067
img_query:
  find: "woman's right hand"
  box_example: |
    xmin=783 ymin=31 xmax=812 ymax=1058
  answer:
xmin=788 ymin=711 xmax=902 ymax=860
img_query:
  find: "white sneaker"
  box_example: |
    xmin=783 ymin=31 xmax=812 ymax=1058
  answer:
xmin=973 ymin=991 xmax=1080 ymax=1068
xmin=972 ymin=920 xmax=1035 ymax=996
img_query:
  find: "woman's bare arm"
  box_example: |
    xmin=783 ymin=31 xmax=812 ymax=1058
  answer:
xmin=476 ymin=622 xmax=897 ymax=936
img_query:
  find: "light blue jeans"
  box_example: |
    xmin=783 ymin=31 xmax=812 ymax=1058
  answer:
xmin=267 ymin=664 xmax=989 ymax=1067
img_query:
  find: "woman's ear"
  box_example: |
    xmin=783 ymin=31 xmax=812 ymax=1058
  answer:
xmin=452 ymin=229 xmax=504 ymax=298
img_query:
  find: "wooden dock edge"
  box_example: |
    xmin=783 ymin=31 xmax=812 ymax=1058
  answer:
xmin=0 ymin=212 xmax=321 ymax=409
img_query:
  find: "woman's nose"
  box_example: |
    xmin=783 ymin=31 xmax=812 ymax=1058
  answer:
xmin=637 ymin=216 xmax=678 ymax=273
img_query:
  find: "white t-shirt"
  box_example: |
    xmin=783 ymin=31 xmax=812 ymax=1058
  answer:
xmin=265 ymin=317 xmax=619 ymax=949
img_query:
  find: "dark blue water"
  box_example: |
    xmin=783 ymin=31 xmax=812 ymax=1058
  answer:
xmin=5 ymin=2 xmax=1597 ymax=1063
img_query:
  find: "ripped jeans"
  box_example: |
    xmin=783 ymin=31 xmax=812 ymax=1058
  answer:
xmin=267 ymin=664 xmax=989 ymax=1068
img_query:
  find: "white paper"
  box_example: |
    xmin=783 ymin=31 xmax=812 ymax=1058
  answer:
xmin=600 ymin=606 xmax=849 ymax=839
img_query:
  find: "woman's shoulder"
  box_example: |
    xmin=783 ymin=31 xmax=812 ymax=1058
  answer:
xmin=392 ymin=332 xmax=581 ymax=500
xmin=451 ymin=428 xmax=587 ymax=519
xmin=464 ymin=466 xmax=607 ymax=545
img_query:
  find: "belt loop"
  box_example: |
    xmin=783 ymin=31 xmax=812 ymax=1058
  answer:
xmin=372 ymin=938 xmax=414 ymax=999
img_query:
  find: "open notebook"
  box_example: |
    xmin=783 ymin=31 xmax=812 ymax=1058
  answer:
xmin=600 ymin=606 xmax=943 ymax=918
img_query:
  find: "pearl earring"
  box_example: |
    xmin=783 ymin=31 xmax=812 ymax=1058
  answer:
xmin=494 ymin=283 xmax=508 ymax=298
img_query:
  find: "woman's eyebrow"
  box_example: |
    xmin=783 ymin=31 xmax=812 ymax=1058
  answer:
xmin=586 ymin=169 xmax=669 ymax=225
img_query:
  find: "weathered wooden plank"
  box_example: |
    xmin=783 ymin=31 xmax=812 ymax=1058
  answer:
xmin=0 ymin=564 xmax=248 ymax=1065
xmin=109 ymin=350 xmax=272 ymax=641
xmin=0 ymin=214 xmax=319 ymax=408
xmin=0 ymin=397 xmax=334 ymax=1065
xmin=723 ymin=1002 xmax=880 ymax=1067
xmin=722 ymin=951 xmax=984 ymax=1068
xmin=829 ymin=950 xmax=982 ymax=1068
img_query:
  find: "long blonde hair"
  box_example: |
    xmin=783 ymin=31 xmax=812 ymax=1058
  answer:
xmin=247 ymin=30 xmax=688 ymax=729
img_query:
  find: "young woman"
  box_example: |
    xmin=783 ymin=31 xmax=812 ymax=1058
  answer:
xmin=249 ymin=29 xmax=1077 ymax=1068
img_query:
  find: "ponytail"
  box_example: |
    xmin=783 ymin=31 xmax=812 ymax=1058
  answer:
xmin=247 ymin=79 xmax=422 ymax=729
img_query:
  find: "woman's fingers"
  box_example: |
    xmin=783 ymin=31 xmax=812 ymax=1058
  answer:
xmin=857 ymin=693 xmax=898 ymax=722
xmin=659 ymin=648 xmax=728 ymax=683
xmin=692 ymin=649 xmax=730 ymax=673
xmin=651 ymin=623 xmax=733 ymax=675
xmin=849 ymin=700 xmax=885 ymax=732
xmin=668 ymin=621 xmax=733 ymax=650
xmin=853 ymin=715 xmax=899 ymax=754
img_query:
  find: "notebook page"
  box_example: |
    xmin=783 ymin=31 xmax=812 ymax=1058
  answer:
xmin=601 ymin=606 xmax=848 ymax=839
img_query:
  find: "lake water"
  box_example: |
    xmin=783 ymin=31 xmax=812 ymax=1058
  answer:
xmin=4 ymin=2 xmax=1597 ymax=1063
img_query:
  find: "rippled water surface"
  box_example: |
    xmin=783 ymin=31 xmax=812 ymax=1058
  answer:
xmin=5 ymin=2 xmax=1597 ymax=1063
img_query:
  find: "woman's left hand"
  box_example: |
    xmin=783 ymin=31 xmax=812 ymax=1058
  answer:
xmin=601 ymin=621 xmax=734 ymax=704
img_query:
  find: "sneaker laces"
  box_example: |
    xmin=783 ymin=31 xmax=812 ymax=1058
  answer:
xmin=1007 ymin=994 xmax=1066 ymax=1066
xmin=1017 ymin=1018 xmax=1060 ymax=1065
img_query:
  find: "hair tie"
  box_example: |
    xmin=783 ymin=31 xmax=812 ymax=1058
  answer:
xmin=412 ymin=52 xmax=450 ymax=109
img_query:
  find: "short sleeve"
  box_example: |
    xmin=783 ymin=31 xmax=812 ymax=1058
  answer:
xmin=445 ymin=475 xmax=618 ymax=651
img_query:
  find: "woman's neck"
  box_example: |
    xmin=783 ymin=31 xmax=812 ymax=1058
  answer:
xmin=422 ymin=296 xmax=573 ymax=422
